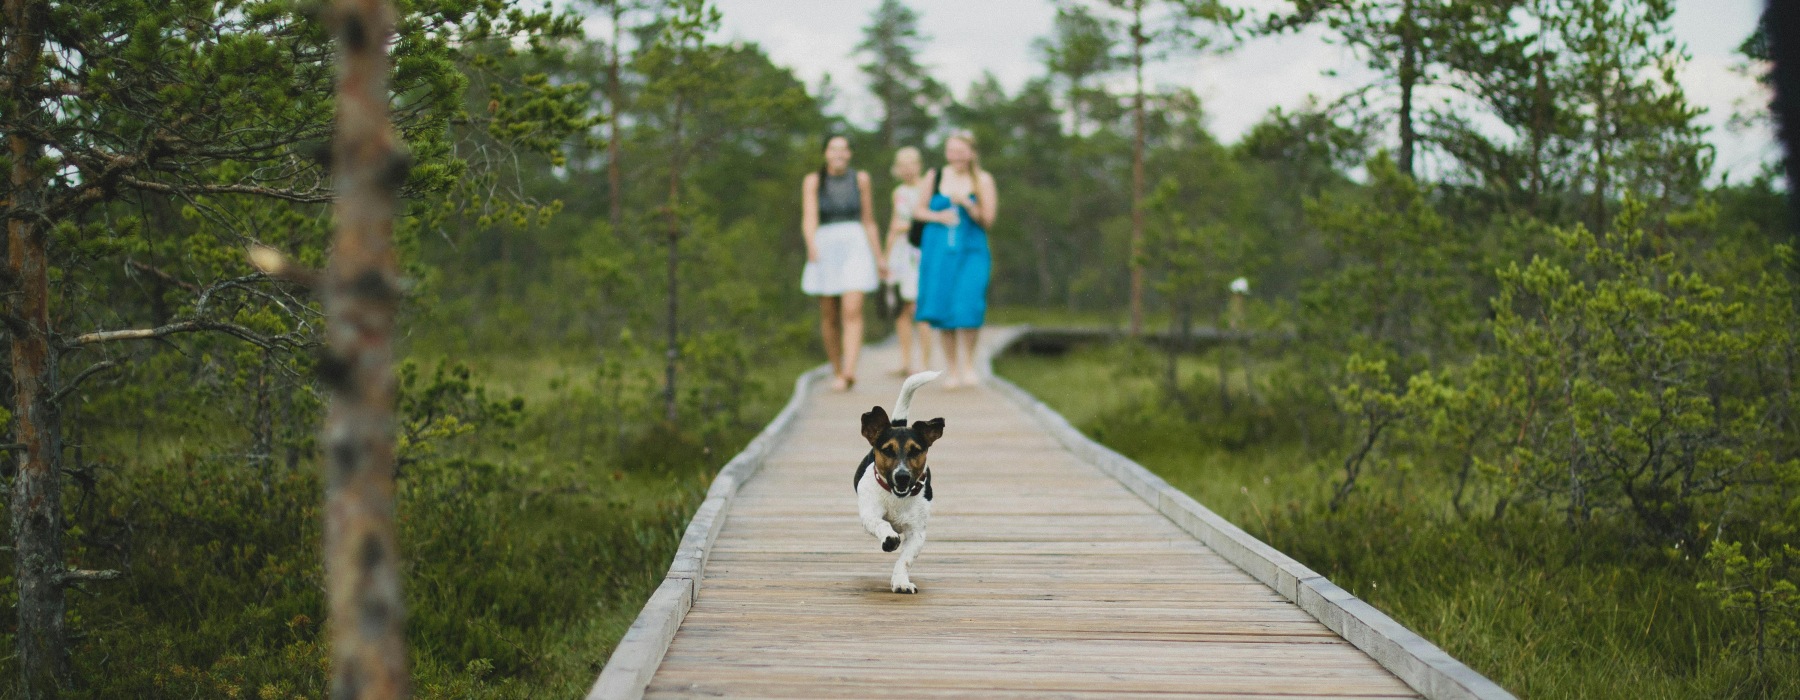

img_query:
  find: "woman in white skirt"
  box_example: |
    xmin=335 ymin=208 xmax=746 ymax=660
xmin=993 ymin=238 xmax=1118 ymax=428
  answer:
xmin=802 ymin=135 xmax=885 ymax=392
xmin=883 ymin=147 xmax=935 ymax=375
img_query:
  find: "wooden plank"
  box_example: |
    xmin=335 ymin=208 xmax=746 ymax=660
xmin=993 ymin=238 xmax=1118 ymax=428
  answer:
xmin=590 ymin=330 xmax=1494 ymax=700
xmin=584 ymin=578 xmax=691 ymax=700
xmin=646 ymin=680 xmax=1415 ymax=700
xmin=648 ymin=662 xmax=1415 ymax=695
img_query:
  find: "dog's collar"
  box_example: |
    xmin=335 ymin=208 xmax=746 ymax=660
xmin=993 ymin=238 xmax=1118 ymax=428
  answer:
xmin=875 ymin=467 xmax=929 ymax=498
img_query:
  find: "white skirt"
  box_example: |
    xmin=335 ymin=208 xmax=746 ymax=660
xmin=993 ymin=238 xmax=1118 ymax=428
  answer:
xmin=802 ymin=221 xmax=880 ymax=296
xmin=886 ymin=239 xmax=920 ymax=301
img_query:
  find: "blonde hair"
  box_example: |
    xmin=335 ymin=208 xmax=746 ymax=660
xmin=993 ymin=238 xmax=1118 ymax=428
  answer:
xmin=891 ymin=146 xmax=922 ymax=183
xmin=946 ymin=129 xmax=984 ymax=182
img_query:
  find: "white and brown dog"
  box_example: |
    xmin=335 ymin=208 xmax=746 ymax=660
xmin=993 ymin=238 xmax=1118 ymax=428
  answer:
xmin=854 ymin=371 xmax=944 ymax=594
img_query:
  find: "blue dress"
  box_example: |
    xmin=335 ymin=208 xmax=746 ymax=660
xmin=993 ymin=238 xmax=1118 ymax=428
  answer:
xmin=915 ymin=192 xmax=989 ymax=330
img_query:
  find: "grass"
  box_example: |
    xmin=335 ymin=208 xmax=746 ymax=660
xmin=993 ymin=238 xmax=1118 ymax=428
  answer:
xmin=997 ymin=342 xmax=1798 ymax=699
xmin=23 ymin=339 xmax=819 ymax=699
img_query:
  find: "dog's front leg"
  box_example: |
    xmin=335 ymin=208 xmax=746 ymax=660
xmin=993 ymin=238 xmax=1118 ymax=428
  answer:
xmin=890 ymin=525 xmax=927 ymax=594
xmin=857 ymin=484 xmax=902 ymax=552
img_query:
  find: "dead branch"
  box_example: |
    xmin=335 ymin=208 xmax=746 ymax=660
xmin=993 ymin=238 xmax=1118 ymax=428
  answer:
xmin=51 ymin=569 xmax=122 ymax=587
xmin=120 ymin=175 xmax=331 ymax=204
xmin=70 ymin=320 xmax=280 ymax=349
xmin=50 ymin=360 xmax=120 ymax=404
xmin=248 ymin=245 xmax=321 ymax=288
xmin=126 ymin=260 xmax=201 ymax=293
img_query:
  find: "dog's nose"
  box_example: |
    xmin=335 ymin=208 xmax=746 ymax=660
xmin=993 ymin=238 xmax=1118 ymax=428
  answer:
xmin=893 ymin=469 xmax=913 ymax=489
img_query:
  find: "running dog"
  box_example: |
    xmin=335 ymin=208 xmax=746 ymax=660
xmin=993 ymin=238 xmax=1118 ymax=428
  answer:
xmin=853 ymin=371 xmax=945 ymax=594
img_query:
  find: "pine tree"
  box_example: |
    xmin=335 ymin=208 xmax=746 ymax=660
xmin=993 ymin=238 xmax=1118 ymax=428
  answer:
xmin=857 ymin=0 xmax=947 ymax=149
xmin=1037 ymin=3 xmax=1120 ymax=138
xmin=1266 ymin=0 xmax=1496 ymax=180
xmin=1075 ymin=0 xmax=1236 ymax=335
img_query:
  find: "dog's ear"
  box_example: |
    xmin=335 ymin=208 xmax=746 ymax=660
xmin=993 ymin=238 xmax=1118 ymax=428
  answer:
xmin=861 ymin=406 xmax=890 ymax=444
xmin=912 ymin=417 xmax=945 ymax=447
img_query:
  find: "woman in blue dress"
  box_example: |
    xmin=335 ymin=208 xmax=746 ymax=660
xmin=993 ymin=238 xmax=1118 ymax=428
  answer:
xmin=912 ymin=130 xmax=999 ymax=388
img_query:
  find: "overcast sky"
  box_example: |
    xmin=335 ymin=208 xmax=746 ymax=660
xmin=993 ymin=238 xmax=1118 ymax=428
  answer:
xmin=682 ymin=0 xmax=1776 ymax=183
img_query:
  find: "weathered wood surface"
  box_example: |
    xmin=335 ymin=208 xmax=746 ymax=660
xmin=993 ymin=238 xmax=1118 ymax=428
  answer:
xmin=621 ymin=331 xmax=1458 ymax=699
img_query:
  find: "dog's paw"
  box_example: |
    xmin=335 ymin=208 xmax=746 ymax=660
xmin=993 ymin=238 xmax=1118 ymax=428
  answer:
xmin=881 ymin=535 xmax=901 ymax=552
xmin=891 ymin=582 xmax=917 ymax=594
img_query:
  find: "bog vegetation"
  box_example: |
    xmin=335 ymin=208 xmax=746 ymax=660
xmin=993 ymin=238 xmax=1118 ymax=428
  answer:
xmin=0 ymin=0 xmax=1793 ymax=697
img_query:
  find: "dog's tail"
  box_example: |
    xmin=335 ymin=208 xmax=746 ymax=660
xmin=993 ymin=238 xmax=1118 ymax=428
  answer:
xmin=891 ymin=370 xmax=942 ymax=422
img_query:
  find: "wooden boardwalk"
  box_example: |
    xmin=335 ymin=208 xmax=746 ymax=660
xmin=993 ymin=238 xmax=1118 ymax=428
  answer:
xmin=594 ymin=330 xmax=1507 ymax=699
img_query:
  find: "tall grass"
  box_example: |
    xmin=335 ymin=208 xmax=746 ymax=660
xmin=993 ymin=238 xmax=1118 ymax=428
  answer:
xmin=998 ymin=342 xmax=1798 ymax=699
xmin=20 ymin=343 xmax=815 ymax=699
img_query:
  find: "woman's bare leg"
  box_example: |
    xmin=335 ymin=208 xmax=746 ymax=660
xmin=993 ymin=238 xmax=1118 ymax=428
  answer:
xmin=895 ymin=302 xmax=916 ymax=374
xmin=917 ymin=322 xmax=936 ymax=370
xmin=820 ymin=296 xmax=844 ymax=389
xmin=940 ymin=328 xmax=963 ymax=387
xmin=958 ymin=328 xmax=981 ymax=385
xmin=840 ymin=291 xmax=866 ymax=388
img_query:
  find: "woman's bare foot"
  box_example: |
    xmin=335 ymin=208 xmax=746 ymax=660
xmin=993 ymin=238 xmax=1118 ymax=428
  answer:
xmin=960 ymin=370 xmax=980 ymax=387
xmin=831 ymin=375 xmax=851 ymax=392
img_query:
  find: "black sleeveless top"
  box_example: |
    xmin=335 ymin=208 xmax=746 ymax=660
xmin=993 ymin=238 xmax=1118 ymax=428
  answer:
xmin=818 ymin=170 xmax=861 ymax=224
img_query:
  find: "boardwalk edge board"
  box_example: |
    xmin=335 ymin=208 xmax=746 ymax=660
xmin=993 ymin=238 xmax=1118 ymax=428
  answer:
xmin=586 ymin=364 xmax=834 ymax=700
xmin=982 ymin=326 xmax=1515 ymax=700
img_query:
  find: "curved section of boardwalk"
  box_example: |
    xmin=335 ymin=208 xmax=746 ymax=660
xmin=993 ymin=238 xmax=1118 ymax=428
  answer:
xmin=629 ymin=335 xmax=1423 ymax=698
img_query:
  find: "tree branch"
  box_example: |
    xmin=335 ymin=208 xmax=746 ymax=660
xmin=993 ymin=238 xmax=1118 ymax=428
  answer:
xmin=71 ymin=320 xmax=278 ymax=349
xmin=247 ymin=245 xmax=320 ymax=288
xmin=120 ymin=176 xmax=332 ymax=203
xmin=53 ymin=569 xmax=122 ymax=587
xmin=127 ymin=260 xmax=201 ymax=293
xmin=50 ymin=360 xmax=121 ymax=404
xmin=0 ymin=309 xmax=31 ymax=336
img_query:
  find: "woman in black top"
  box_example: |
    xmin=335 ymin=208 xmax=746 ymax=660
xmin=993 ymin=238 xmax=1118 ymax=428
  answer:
xmin=801 ymin=135 xmax=886 ymax=391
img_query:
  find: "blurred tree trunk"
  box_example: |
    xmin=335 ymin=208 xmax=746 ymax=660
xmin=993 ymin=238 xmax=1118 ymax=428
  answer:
xmin=320 ymin=0 xmax=410 ymax=696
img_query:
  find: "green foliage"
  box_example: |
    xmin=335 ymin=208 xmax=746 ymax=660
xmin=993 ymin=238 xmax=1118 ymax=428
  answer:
xmin=1300 ymin=154 xmax=1481 ymax=369
xmin=1001 ymin=345 xmax=1800 ymax=698
xmin=1701 ymin=541 xmax=1800 ymax=678
xmin=32 ymin=347 xmax=805 ymax=698
xmin=1477 ymin=204 xmax=1797 ymax=541
xmin=1 ymin=0 xmax=842 ymax=694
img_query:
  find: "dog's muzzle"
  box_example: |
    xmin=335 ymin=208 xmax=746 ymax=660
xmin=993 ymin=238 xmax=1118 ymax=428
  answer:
xmin=891 ymin=467 xmax=914 ymax=493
